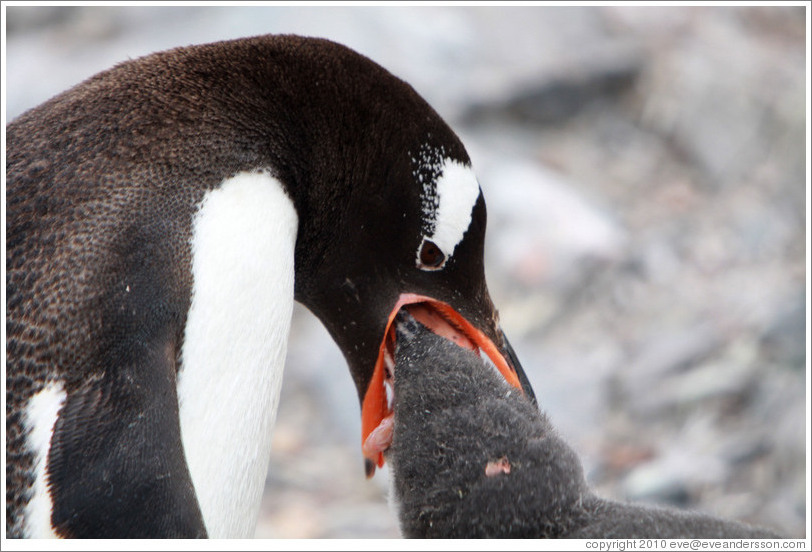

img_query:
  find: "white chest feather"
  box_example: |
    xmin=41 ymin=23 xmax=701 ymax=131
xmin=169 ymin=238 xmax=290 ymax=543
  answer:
xmin=177 ymin=170 xmax=298 ymax=538
xmin=22 ymin=381 xmax=67 ymax=538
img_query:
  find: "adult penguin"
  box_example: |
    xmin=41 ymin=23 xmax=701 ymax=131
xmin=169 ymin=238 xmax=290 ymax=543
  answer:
xmin=5 ymin=34 xmax=536 ymax=538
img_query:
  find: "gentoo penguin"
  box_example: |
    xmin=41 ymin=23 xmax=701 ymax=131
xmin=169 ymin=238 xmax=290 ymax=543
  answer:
xmin=386 ymin=311 xmax=781 ymax=539
xmin=5 ymin=34 xmax=536 ymax=538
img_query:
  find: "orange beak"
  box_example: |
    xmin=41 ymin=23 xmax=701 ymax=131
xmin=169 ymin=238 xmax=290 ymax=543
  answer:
xmin=361 ymin=292 xmax=523 ymax=477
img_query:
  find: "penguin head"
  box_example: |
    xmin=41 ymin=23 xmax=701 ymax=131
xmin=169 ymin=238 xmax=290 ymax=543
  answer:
xmin=287 ymin=96 xmax=535 ymax=475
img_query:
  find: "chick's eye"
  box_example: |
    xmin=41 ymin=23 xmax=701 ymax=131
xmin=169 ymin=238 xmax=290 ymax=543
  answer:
xmin=418 ymin=239 xmax=446 ymax=270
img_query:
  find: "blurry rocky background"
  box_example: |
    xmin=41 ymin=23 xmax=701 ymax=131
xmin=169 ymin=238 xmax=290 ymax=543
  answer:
xmin=4 ymin=5 xmax=807 ymax=539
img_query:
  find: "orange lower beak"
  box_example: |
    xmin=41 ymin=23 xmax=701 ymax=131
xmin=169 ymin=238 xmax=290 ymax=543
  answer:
xmin=361 ymin=293 xmax=523 ymax=477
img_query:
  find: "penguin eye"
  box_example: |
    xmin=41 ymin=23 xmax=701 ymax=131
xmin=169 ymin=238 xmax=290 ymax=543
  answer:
xmin=417 ymin=239 xmax=446 ymax=270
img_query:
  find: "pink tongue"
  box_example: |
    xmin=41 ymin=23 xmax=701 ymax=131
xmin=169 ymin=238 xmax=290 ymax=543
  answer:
xmin=406 ymin=304 xmax=477 ymax=352
xmin=362 ymin=414 xmax=394 ymax=459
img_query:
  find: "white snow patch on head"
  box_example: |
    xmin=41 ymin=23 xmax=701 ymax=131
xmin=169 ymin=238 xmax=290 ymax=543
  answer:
xmin=419 ymin=158 xmax=481 ymax=268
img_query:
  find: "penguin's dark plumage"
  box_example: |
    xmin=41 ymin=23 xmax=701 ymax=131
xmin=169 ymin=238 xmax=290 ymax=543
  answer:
xmin=387 ymin=312 xmax=781 ymax=539
xmin=6 ymin=35 xmax=535 ymax=537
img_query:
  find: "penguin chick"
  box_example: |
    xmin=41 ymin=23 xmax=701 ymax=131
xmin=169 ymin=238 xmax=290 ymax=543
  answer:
xmin=386 ymin=312 xmax=781 ymax=539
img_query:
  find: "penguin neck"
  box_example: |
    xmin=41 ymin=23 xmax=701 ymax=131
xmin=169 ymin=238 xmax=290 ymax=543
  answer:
xmin=177 ymin=169 xmax=298 ymax=538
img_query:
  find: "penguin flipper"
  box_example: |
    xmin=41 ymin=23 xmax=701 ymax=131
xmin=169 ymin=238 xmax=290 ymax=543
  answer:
xmin=46 ymin=343 xmax=206 ymax=538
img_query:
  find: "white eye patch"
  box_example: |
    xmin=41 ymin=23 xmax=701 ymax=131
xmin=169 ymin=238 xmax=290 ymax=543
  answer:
xmin=413 ymin=146 xmax=481 ymax=270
